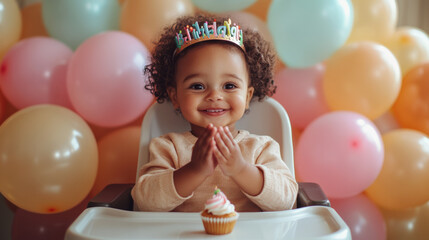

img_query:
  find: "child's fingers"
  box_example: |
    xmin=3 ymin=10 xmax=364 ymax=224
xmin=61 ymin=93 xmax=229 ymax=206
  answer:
xmin=224 ymin=126 xmax=235 ymax=142
xmin=197 ymin=125 xmax=215 ymax=146
xmin=213 ymin=145 xmax=227 ymax=164
xmin=218 ymin=127 xmax=235 ymax=149
xmin=215 ymin=131 xmax=230 ymax=156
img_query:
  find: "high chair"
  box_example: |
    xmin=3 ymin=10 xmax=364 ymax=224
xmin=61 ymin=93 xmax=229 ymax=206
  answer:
xmin=66 ymin=98 xmax=351 ymax=240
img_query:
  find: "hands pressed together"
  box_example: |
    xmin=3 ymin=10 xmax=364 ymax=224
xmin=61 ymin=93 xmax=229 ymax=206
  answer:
xmin=174 ymin=123 xmax=263 ymax=197
xmin=189 ymin=124 xmax=247 ymax=178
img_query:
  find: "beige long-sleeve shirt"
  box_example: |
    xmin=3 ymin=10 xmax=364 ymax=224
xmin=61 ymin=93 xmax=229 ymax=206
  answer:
xmin=131 ymin=130 xmax=298 ymax=212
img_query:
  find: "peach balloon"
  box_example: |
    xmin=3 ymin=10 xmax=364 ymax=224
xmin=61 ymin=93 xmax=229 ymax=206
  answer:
xmin=366 ymin=129 xmax=429 ymax=210
xmin=347 ymin=0 xmax=397 ymax=44
xmin=381 ymin=201 xmax=429 ymax=239
xmin=20 ymin=2 xmax=49 ymax=39
xmin=384 ymin=27 xmax=429 ymax=76
xmin=0 ymin=0 xmax=22 ymax=60
xmin=90 ymin=126 xmax=141 ymax=198
xmin=323 ymin=42 xmax=401 ymax=120
xmin=392 ymin=63 xmax=429 ymax=135
xmin=120 ymin=0 xmax=194 ymax=51
xmin=244 ymin=0 xmax=271 ymax=21
xmin=0 ymin=105 xmax=98 ymax=214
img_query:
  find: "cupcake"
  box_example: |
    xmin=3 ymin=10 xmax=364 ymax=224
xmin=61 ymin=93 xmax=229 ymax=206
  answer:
xmin=201 ymin=187 xmax=239 ymax=235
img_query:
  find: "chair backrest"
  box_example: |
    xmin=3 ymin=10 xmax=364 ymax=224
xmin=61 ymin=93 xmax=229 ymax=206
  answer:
xmin=136 ymin=97 xmax=295 ymax=180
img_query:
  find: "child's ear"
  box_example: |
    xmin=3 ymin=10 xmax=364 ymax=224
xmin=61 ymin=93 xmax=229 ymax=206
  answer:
xmin=246 ymin=86 xmax=254 ymax=109
xmin=167 ymin=87 xmax=179 ymax=109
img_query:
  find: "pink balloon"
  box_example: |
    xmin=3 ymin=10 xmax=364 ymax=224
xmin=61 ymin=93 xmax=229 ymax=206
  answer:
xmin=272 ymin=64 xmax=329 ymax=130
xmin=67 ymin=31 xmax=153 ymax=127
xmin=0 ymin=37 xmax=73 ymax=109
xmin=331 ymin=194 xmax=386 ymax=240
xmin=295 ymin=111 xmax=384 ymax=198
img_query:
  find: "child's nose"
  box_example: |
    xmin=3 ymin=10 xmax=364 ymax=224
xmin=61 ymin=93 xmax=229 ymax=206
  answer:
xmin=206 ymin=88 xmax=223 ymax=101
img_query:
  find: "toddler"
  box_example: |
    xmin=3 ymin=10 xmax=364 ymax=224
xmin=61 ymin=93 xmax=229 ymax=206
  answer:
xmin=131 ymin=15 xmax=298 ymax=212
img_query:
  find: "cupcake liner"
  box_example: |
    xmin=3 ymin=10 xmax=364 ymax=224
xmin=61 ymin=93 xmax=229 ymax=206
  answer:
xmin=201 ymin=213 xmax=239 ymax=235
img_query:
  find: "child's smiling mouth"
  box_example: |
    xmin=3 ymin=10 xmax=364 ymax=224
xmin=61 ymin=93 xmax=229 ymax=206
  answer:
xmin=201 ymin=108 xmax=228 ymax=116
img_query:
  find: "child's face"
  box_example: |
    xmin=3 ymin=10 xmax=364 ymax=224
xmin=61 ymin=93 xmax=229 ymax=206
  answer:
xmin=169 ymin=43 xmax=254 ymax=135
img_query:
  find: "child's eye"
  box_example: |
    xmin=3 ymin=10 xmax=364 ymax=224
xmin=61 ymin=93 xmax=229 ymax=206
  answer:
xmin=224 ymin=83 xmax=237 ymax=89
xmin=189 ymin=83 xmax=204 ymax=90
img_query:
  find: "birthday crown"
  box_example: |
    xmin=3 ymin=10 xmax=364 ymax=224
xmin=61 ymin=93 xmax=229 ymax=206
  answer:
xmin=174 ymin=19 xmax=244 ymax=57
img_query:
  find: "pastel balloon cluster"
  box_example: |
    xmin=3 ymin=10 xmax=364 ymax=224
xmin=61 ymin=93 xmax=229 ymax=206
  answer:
xmin=0 ymin=0 xmax=186 ymax=215
xmin=0 ymin=0 xmax=429 ymax=239
xmin=269 ymin=0 xmax=429 ymax=239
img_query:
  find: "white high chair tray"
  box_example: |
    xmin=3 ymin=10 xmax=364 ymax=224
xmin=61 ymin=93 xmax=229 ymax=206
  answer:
xmin=66 ymin=206 xmax=351 ymax=240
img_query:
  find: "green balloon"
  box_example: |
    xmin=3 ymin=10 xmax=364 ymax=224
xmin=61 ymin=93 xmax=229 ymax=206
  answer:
xmin=42 ymin=0 xmax=120 ymax=49
xmin=268 ymin=0 xmax=354 ymax=68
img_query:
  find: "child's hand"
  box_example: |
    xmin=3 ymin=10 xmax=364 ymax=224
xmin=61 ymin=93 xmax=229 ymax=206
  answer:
xmin=189 ymin=124 xmax=218 ymax=177
xmin=213 ymin=126 xmax=247 ymax=177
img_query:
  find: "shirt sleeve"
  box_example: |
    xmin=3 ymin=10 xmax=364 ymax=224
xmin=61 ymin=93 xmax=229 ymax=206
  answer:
xmin=243 ymin=137 xmax=298 ymax=211
xmin=131 ymin=136 xmax=192 ymax=211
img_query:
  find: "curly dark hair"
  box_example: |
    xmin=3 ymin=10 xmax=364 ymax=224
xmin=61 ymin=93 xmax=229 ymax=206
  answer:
xmin=144 ymin=15 xmax=277 ymax=103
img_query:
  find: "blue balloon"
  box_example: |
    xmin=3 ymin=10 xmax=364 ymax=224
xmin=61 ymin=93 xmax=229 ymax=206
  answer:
xmin=268 ymin=0 xmax=354 ymax=68
xmin=192 ymin=0 xmax=256 ymax=13
xmin=42 ymin=0 xmax=120 ymax=50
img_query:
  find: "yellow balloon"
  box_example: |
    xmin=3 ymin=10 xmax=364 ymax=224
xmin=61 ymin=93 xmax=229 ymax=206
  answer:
xmin=384 ymin=27 xmax=429 ymax=76
xmin=0 ymin=0 xmax=22 ymax=60
xmin=366 ymin=129 xmax=429 ymax=210
xmin=0 ymin=105 xmax=98 ymax=214
xmin=20 ymin=2 xmax=49 ymax=39
xmin=347 ymin=0 xmax=397 ymax=44
xmin=120 ymin=0 xmax=194 ymax=51
xmin=323 ymin=42 xmax=401 ymax=120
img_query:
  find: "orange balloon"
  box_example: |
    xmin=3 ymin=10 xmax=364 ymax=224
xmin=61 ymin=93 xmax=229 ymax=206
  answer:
xmin=384 ymin=27 xmax=429 ymax=76
xmin=20 ymin=2 xmax=49 ymax=39
xmin=0 ymin=105 xmax=98 ymax=214
xmin=90 ymin=126 xmax=141 ymax=198
xmin=244 ymin=0 xmax=272 ymax=21
xmin=120 ymin=0 xmax=194 ymax=51
xmin=347 ymin=0 xmax=397 ymax=44
xmin=392 ymin=63 xmax=429 ymax=135
xmin=366 ymin=129 xmax=429 ymax=210
xmin=323 ymin=42 xmax=401 ymax=120
xmin=0 ymin=0 xmax=22 ymax=60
